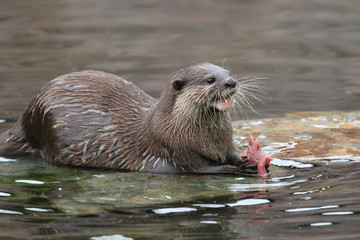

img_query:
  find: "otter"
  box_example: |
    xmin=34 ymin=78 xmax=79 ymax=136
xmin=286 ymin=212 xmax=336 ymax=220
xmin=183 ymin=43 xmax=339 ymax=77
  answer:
xmin=0 ymin=63 xmax=264 ymax=174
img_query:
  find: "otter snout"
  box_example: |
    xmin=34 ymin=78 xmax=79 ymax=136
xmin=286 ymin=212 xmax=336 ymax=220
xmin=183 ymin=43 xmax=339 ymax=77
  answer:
xmin=224 ymin=78 xmax=237 ymax=89
xmin=213 ymin=78 xmax=237 ymax=111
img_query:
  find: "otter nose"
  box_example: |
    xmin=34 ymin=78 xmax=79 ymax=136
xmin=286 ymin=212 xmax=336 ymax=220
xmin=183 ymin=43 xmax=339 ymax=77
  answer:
xmin=224 ymin=79 xmax=237 ymax=89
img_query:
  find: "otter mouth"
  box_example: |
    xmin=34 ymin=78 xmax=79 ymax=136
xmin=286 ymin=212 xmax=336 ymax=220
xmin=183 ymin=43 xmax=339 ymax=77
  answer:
xmin=214 ymin=95 xmax=234 ymax=111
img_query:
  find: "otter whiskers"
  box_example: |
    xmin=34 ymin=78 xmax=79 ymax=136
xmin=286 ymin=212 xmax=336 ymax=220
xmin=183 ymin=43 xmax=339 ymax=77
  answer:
xmin=231 ymin=76 xmax=268 ymax=119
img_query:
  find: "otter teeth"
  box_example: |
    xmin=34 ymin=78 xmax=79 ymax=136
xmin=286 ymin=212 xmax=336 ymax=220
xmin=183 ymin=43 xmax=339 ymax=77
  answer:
xmin=215 ymin=96 xmax=234 ymax=111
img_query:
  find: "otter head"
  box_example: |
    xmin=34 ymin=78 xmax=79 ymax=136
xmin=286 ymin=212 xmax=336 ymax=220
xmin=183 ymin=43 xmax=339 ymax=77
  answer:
xmin=170 ymin=63 xmax=238 ymax=116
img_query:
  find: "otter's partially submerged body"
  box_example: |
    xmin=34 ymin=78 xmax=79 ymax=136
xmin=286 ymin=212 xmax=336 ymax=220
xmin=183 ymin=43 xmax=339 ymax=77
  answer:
xmin=0 ymin=63 xmax=262 ymax=173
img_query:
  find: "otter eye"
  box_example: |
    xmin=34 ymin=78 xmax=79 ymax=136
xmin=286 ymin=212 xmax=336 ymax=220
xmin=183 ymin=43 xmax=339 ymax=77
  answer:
xmin=206 ymin=77 xmax=216 ymax=84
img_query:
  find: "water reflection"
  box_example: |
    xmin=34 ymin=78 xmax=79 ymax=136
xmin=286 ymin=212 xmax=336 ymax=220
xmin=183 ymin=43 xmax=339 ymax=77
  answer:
xmin=0 ymin=155 xmax=359 ymax=239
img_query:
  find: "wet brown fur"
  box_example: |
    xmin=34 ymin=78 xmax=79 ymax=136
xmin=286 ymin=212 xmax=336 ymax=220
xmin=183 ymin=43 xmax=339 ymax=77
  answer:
xmin=0 ymin=63 xmax=259 ymax=173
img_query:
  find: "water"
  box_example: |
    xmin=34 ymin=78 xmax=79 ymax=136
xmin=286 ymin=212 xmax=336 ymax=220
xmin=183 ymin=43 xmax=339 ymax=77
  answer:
xmin=1 ymin=0 xmax=359 ymax=118
xmin=1 ymin=0 xmax=360 ymax=239
xmin=0 ymin=156 xmax=359 ymax=239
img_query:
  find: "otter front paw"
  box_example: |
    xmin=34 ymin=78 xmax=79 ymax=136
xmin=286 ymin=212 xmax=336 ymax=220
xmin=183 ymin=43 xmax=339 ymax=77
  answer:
xmin=229 ymin=156 xmax=260 ymax=175
xmin=226 ymin=147 xmax=271 ymax=176
xmin=233 ymin=156 xmax=270 ymax=175
xmin=231 ymin=148 xmax=270 ymax=176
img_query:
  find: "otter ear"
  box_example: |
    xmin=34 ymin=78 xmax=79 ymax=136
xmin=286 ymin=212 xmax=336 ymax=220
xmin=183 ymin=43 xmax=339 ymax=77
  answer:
xmin=171 ymin=79 xmax=186 ymax=91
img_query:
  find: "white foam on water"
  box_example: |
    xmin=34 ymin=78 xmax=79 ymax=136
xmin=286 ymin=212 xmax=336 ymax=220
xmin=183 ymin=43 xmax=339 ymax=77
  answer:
xmin=0 ymin=157 xmax=16 ymax=163
xmin=271 ymin=175 xmax=295 ymax=182
xmin=271 ymin=158 xmax=314 ymax=168
xmin=229 ymin=178 xmax=308 ymax=192
xmin=153 ymin=207 xmax=197 ymax=214
xmin=285 ymin=205 xmax=338 ymax=213
xmin=90 ymin=234 xmax=133 ymax=240
xmin=193 ymin=204 xmax=226 ymax=208
xmin=310 ymin=222 xmax=333 ymax=227
xmin=15 ymin=180 xmax=44 ymax=185
xmin=200 ymin=220 xmax=219 ymax=224
xmin=226 ymin=199 xmax=270 ymax=207
xmin=25 ymin=208 xmax=54 ymax=212
xmin=322 ymin=211 xmax=354 ymax=215
xmin=0 ymin=209 xmax=23 ymax=215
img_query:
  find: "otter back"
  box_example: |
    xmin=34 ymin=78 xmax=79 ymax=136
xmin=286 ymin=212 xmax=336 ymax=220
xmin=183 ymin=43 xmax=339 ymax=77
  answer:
xmin=0 ymin=70 xmax=156 ymax=168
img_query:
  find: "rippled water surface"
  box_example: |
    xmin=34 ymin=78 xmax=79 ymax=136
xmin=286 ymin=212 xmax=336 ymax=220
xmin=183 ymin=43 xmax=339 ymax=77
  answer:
xmin=1 ymin=0 xmax=360 ymax=239
xmin=0 ymin=155 xmax=359 ymax=240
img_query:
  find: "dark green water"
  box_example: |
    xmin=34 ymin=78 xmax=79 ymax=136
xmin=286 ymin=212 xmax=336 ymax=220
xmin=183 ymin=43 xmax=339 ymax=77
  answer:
xmin=1 ymin=154 xmax=359 ymax=239
xmin=1 ymin=0 xmax=360 ymax=239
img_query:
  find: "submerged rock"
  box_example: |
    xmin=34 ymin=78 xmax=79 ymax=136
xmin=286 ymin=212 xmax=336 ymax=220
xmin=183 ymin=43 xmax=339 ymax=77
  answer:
xmin=233 ymin=111 xmax=360 ymax=161
xmin=53 ymin=111 xmax=360 ymax=213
